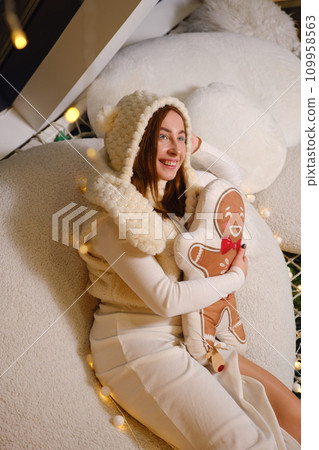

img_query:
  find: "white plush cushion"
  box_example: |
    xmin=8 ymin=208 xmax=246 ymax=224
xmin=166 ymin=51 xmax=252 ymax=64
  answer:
xmin=237 ymin=201 xmax=296 ymax=386
xmin=254 ymin=144 xmax=301 ymax=254
xmin=87 ymin=32 xmax=301 ymax=148
xmin=0 ymin=139 xmax=295 ymax=447
xmin=173 ymin=0 xmax=301 ymax=57
xmin=194 ymin=173 xmax=296 ymax=388
xmin=0 ymin=139 xmax=170 ymax=450
xmin=184 ymin=82 xmax=287 ymax=193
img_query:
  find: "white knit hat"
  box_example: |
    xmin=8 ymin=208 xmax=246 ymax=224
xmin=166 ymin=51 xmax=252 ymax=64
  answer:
xmin=86 ymin=90 xmax=201 ymax=255
xmin=95 ymin=90 xmax=197 ymax=187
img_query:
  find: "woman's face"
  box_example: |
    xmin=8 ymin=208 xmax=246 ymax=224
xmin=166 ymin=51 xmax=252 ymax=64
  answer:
xmin=156 ymin=110 xmax=186 ymax=181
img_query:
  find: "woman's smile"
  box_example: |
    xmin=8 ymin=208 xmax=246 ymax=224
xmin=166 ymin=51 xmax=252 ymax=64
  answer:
xmin=159 ymin=159 xmax=179 ymax=168
xmin=156 ymin=110 xmax=186 ymax=180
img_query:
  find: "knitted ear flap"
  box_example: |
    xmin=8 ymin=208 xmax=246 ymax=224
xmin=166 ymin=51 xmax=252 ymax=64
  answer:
xmin=94 ymin=105 xmax=119 ymax=136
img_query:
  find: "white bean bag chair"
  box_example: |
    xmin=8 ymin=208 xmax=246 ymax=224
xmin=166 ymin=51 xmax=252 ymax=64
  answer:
xmin=0 ymin=138 xmax=295 ymax=448
xmin=0 ymin=139 xmax=170 ymax=450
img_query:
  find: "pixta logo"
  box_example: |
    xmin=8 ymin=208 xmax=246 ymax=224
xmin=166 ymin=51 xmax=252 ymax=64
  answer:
xmin=118 ymin=212 xmax=251 ymax=241
xmin=52 ymin=203 xmax=98 ymax=249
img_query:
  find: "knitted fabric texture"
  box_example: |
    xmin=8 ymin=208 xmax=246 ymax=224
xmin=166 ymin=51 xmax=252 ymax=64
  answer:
xmin=85 ymin=90 xmax=201 ymax=255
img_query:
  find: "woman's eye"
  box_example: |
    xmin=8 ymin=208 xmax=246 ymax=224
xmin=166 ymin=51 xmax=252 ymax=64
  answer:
xmin=240 ymin=213 xmax=245 ymax=219
xmin=225 ymin=212 xmax=232 ymax=218
xmin=178 ymin=136 xmax=186 ymax=142
xmin=159 ymin=134 xmax=168 ymax=140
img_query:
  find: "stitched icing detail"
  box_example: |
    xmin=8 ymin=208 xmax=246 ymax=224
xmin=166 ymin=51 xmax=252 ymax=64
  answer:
xmin=194 ymin=245 xmax=203 ymax=264
xmin=188 ymin=243 xmax=220 ymax=278
xmin=217 ymin=305 xmax=247 ymax=344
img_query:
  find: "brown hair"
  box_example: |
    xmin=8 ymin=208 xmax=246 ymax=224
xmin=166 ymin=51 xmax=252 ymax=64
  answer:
xmin=131 ymin=105 xmax=186 ymax=217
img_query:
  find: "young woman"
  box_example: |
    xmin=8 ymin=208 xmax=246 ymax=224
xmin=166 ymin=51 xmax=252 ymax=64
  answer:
xmin=79 ymin=90 xmax=300 ymax=449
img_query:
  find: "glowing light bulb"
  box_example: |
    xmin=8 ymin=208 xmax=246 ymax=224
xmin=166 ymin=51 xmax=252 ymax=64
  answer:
xmin=112 ymin=415 xmax=125 ymax=428
xmin=294 ymin=360 xmax=301 ymax=371
xmin=246 ymin=194 xmax=255 ymax=203
xmin=292 ymin=382 xmax=301 ymax=394
xmin=99 ymin=387 xmax=112 ymax=401
xmin=79 ymin=244 xmax=88 ymax=254
xmin=260 ymin=208 xmax=270 ymax=219
xmin=86 ymin=147 xmax=97 ymax=160
xmin=100 ymin=386 xmax=112 ymax=397
xmin=65 ymin=107 xmax=80 ymax=123
xmin=77 ymin=176 xmax=87 ymax=193
xmin=86 ymin=353 xmax=94 ymax=369
xmin=11 ymin=29 xmax=28 ymax=49
xmin=288 ymin=269 xmax=293 ymax=279
xmin=297 ymin=285 xmax=301 ymax=291
xmin=273 ymin=234 xmax=282 ymax=245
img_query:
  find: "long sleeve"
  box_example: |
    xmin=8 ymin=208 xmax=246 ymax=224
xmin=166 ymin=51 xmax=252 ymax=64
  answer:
xmin=90 ymin=218 xmax=245 ymax=318
xmin=192 ymin=140 xmax=243 ymax=188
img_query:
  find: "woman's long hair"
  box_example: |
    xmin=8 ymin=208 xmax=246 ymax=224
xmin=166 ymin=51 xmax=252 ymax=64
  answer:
xmin=131 ymin=105 xmax=186 ymax=217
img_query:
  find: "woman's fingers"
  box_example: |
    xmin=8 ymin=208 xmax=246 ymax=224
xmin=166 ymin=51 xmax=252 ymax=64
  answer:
xmin=231 ymin=246 xmax=248 ymax=278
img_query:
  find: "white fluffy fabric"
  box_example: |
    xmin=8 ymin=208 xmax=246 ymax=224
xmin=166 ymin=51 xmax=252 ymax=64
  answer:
xmin=0 ymin=139 xmax=296 ymax=448
xmin=193 ymin=173 xmax=296 ymax=387
xmin=0 ymin=140 xmax=170 ymax=450
xmin=184 ymin=82 xmax=287 ymax=194
xmin=87 ymin=32 xmax=301 ymax=150
xmin=173 ymin=0 xmax=300 ymax=57
xmin=236 ymin=201 xmax=296 ymax=384
xmin=254 ymin=144 xmax=301 ymax=254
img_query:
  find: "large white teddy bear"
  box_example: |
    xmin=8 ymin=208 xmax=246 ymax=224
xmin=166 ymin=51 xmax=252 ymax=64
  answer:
xmin=87 ymin=31 xmax=301 ymax=253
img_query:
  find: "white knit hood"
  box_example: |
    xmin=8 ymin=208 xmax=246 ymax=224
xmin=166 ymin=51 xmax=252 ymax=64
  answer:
xmin=85 ymin=90 xmax=201 ymax=255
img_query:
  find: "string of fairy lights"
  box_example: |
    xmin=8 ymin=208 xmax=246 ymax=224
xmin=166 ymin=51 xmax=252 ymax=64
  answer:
xmin=4 ymin=0 xmax=28 ymax=50
xmin=5 ymin=0 xmax=301 ymax=432
xmin=74 ymin=136 xmax=301 ymax=439
xmin=2 ymin=0 xmax=135 ymax=428
xmin=66 ymin=106 xmax=302 ymax=426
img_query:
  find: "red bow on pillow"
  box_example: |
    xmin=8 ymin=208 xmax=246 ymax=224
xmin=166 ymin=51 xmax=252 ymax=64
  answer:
xmin=221 ymin=237 xmax=242 ymax=255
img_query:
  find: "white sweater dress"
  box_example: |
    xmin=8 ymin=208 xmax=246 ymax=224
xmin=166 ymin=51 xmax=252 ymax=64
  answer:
xmin=80 ymin=141 xmax=299 ymax=450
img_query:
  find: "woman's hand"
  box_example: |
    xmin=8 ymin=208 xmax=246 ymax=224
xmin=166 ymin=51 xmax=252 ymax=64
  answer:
xmin=191 ymin=133 xmax=201 ymax=154
xmin=230 ymin=246 xmax=248 ymax=278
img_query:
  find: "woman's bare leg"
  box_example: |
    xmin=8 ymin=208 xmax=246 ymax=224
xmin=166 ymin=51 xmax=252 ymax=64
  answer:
xmin=238 ymin=354 xmax=301 ymax=444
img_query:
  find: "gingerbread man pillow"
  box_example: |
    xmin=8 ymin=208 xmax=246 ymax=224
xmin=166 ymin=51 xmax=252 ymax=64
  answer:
xmin=174 ymin=179 xmax=247 ymax=370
